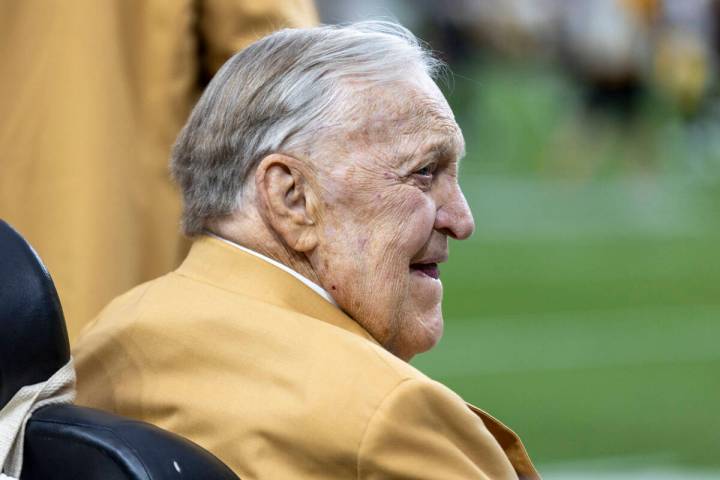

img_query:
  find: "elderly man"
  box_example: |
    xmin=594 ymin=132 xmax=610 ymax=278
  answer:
xmin=74 ymin=22 xmax=539 ymax=479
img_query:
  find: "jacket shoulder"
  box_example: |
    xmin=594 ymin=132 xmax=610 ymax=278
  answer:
xmin=73 ymin=271 xmax=484 ymax=478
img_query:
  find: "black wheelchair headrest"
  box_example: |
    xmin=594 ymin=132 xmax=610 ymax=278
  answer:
xmin=0 ymin=220 xmax=70 ymax=407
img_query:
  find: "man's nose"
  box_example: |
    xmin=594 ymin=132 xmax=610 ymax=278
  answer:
xmin=435 ymin=185 xmax=475 ymax=240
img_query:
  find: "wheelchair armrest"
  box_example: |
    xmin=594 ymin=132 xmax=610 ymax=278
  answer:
xmin=21 ymin=404 xmax=239 ymax=480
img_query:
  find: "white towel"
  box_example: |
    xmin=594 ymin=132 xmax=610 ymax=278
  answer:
xmin=0 ymin=358 xmax=76 ymax=479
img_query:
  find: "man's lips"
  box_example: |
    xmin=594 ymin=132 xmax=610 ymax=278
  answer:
xmin=410 ymin=262 xmax=440 ymax=279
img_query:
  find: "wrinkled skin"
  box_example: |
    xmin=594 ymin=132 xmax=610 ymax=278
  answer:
xmin=219 ymin=75 xmax=475 ymax=361
xmin=306 ymin=77 xmax=475 ymax=360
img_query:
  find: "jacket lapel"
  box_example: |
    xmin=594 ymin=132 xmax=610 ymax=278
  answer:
xmin=466 ymin=403 xmax=540 ymax=479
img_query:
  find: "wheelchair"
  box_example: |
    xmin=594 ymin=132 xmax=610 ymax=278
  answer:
xmin=0 ymin=220 xmax=239 ymax=479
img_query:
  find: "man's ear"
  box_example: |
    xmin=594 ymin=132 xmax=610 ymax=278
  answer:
xmin=255 ymin=153 xmax=319 ymax=253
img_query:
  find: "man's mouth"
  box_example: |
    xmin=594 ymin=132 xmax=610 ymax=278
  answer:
xmin=410 ymin=262 xmax=440 ymax=279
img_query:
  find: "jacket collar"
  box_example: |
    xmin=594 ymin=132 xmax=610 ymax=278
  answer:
xmin=176 ymin=235 xmax=380 ymax=346
xmin=204 ymin=232 xmax=338 ymax=307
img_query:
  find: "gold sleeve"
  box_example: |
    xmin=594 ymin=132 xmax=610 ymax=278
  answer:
xmin=198 ymin=0 xmax=319 ymax=76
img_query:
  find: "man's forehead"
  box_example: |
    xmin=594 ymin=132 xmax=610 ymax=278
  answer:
xmin=385 ymin=81 xmax=456 ymax=131
xmin=341 ymin=81 xmax=464 ymax=159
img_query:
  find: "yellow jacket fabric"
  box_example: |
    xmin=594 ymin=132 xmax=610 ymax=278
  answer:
xmin=73 ymin=236 xmax=539 ymax=479
xmin=0 ymin=0 xmax=317 ymax=342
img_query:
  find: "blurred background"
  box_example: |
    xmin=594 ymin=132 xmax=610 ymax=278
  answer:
xmin=2 ymin=0 xmax=718 ymax=478
xmin=317 ymin=0 xmax=720 ymax=478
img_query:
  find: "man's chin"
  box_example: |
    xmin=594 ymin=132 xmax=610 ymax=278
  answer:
xmin=391 ymin=311 xmax=444 ymax=361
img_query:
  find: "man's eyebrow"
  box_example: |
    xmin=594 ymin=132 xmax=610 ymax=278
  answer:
xmin=423 ymin=137 xmax=464 ymax=162
xmin=393 ymin=136 xmax=463 ymax=167
xmin=427 ymin=141 xmax=455 ymax=157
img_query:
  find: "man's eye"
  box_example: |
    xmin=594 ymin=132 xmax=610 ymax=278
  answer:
xmin=414 ymin=165 xmax=434 ymax=177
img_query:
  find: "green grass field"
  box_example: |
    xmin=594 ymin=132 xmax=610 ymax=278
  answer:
xmin=412 ymin=61 xmax=720 ymax=476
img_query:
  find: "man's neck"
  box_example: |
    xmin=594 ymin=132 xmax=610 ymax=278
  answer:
xmin=205 ymin=232 xmax=337 ymax=307
xmin=208 ymin=215 xmax=322 ymax=288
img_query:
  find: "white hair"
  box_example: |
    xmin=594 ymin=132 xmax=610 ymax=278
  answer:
xmin=171 ymin=21 xmax=445 ymax=236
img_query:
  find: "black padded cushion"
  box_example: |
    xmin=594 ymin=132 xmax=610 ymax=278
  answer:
xmin=1 ymin=221 xmax=240 ymax=479
xmin=23 ymin=404 xmax=239 ymax=480
xmin=0 ymin=220 xmax=70 ymax=408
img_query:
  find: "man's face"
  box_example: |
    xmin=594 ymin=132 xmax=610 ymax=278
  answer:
xmin=308 ymin=77 xmax=475 ymax=360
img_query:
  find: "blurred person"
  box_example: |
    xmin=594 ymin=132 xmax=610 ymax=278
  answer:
xmin=460 ymin=0 xmax=561 ymax=57
xmin=559 ymin=0 xmax=654 ymax=115
xmin=0 ymin=0 xmax=317 ymax=342
xmin=73 ymin=22 xmax=539 ymax=479
xmin=652 ymin=0 xmax=716 ymax=114
xmin=654 ymin=27 xmax=712 ymax=114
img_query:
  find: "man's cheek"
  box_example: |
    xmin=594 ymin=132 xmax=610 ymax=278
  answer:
xmin=392 ymin=208 xmax=435 ymax=255
xmin=366 ymin=246 xmax=409 ymax=305
xmin=394 ymin=190 xmax=434 ymax=227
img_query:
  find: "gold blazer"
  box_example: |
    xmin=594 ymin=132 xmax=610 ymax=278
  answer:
xmin=74 ymin=236 xmax=539 ymax=479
